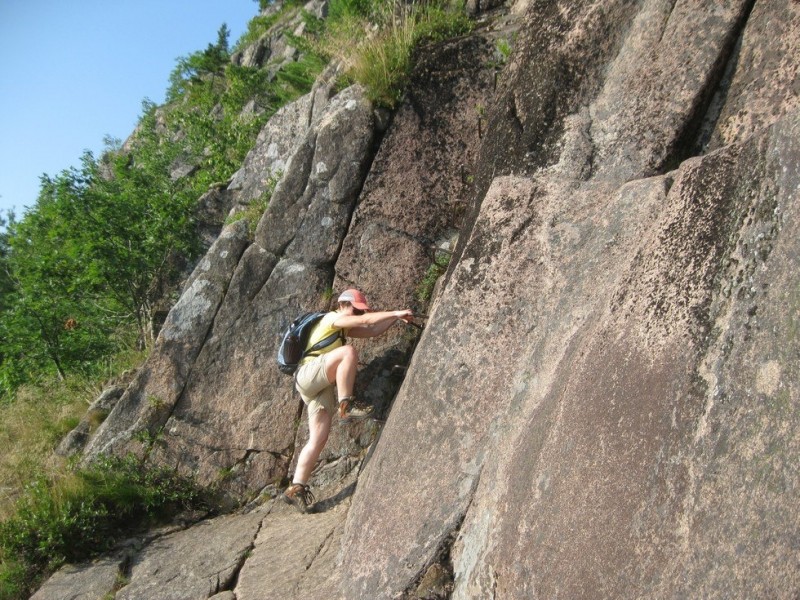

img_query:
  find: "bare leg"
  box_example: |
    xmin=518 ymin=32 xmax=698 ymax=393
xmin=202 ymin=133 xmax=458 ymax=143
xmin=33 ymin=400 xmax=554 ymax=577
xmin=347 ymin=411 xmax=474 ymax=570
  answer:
xmin=321 ymin=345 xmax=373 ymax=421
xmin=323 ymin=345 xmax=358 ymax=398
xmin=293 ymin=406 xmax=332 ymax=484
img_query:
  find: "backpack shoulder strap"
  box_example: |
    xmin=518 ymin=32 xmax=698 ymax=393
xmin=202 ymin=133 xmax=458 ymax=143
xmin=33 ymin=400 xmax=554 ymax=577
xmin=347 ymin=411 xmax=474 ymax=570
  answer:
xmin=302 ymin=314 xmax=345 ymax=358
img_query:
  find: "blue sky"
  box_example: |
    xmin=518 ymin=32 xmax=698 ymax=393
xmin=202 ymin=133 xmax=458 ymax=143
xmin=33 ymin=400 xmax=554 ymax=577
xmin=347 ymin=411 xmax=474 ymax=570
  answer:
xmin=0 ymin=1 xmax=258 ymax=219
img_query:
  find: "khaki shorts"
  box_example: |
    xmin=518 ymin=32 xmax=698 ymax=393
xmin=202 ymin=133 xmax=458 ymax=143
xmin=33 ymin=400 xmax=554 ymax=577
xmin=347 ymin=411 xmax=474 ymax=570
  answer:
xmin=294 ymin=354 xmax=336 ymax=416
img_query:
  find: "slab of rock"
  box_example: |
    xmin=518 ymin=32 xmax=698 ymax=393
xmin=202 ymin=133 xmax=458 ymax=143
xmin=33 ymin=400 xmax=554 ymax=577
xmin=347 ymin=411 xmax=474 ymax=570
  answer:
xmin=339 ymin=170 xmax=655 ymax=597
xmin=340 ymin=108 xmax=800 ymax=598
xmin=337 ymin=34 xmax=498 ymax=297
xmin=235 ymin=492 xmax=350 ymax=599
xmin=473 ymin=0 xmax=753 ymax=196
xmin=647 ymin=106 xmax=800 ymax=599
xmin=706 ymin=0 xmax=800 ymax=150
xmin=332 ymin=33 xmax=500 ymax=419
xmin=457 ymin=109 xmax=800 ymax=600
xmin=83 ymin=221 xmax=251 ymax=462
xmin=227 ymin=64 xmax=338 ymax=215
xmin=255 ymin=85 xmax=374 ymax=260
xmin=587 ymin=0 xmax=752 ymax=180
xmin=30 ymin=555 xmax=125 ymax=600
xmin=148 ymin=259 xmax=332 ymax=496
xmin=115 ymin=511 xmax=263 ymax=600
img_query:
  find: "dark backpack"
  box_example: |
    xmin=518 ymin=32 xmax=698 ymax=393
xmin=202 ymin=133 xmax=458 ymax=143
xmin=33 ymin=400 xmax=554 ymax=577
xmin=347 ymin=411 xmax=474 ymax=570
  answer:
xmin=277 ymin=311 xmax=343 ymax=375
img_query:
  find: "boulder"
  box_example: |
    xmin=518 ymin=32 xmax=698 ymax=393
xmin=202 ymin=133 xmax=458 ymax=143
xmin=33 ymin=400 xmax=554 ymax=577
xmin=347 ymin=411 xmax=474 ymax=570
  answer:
xmin=81 ymin=83 xmax=375 ymax=498
xmin=227 ymin=64 xmax=339 ymax=215
xmin=254 ymin=85 xmax=373 ymax=258
xmin=55 ymin=384 xmax=127 ymax=457
xmin=233 ymin=1 xmax=328 ymax=70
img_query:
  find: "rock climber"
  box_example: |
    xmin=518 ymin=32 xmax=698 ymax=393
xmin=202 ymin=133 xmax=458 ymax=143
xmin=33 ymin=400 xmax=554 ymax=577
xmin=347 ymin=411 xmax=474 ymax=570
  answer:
xmin=281 ymin=288 xmax=413 ymax=513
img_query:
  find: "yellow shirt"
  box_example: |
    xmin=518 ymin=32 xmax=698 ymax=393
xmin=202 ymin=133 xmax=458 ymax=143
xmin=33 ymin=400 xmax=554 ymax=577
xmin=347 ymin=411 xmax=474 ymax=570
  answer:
xmin=300 ymin=311 xmax=345 ymax=365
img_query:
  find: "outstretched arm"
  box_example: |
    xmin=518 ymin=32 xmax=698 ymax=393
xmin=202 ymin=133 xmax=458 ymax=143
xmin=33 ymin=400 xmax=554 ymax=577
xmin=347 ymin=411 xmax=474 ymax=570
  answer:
xmin=334 ymin=309 xmax=413 ymax=338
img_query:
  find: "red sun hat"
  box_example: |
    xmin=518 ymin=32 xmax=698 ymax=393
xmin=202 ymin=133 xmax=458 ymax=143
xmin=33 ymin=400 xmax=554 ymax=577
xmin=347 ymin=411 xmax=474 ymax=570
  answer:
xmin=338 ymin=288 xmax=370 ymax=311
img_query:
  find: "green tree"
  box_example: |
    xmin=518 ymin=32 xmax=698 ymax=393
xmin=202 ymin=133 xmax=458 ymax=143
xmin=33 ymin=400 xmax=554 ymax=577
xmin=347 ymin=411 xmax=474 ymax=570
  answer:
xmin=0 ymin=6 xmax=347 ymax=396
xmin=80 ymin=125 xmax=200 ymax=348
xmin=0 ymin=210 xmax=17 ymax=390
xmin=0 ymin=117 xmax=201 ymax=393
xmin=1 ymin=171 xmax=115 ymax=386
xmin=0 ymin=210 xmax=15 ymax=312
xmin=167 ymin=24 xmax=231 ymax=102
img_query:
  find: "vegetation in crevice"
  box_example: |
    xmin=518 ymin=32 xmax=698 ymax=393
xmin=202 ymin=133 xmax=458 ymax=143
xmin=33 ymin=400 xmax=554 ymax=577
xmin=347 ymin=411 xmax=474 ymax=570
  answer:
xmin=416 ymin=251 xmax=452 ymax=303
xmin=225 ymin=172 xmax=280 ymax=239
xmin=235 ymin=0 xmax=305 ymax=51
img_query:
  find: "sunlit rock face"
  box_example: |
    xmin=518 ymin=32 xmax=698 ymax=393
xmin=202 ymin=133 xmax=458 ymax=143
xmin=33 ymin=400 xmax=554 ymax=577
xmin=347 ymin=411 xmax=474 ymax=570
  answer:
xmin=43 ymin=1 xmax=799 ymax=598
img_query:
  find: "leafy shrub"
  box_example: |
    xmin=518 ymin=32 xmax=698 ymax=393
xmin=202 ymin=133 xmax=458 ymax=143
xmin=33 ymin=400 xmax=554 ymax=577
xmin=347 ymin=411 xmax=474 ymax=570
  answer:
xmin=270 ymin=46 xmax=328 ymax=106
xmin=0 ymin=559 xmax=26 ymax=600
xmin=0 ymin=455 xmax=206 ymax=598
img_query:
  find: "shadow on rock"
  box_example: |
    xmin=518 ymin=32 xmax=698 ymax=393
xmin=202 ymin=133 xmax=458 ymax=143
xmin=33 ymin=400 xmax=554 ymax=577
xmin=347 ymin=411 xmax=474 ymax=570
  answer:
xmin=312 ymin=481 xmax=356 ymax=514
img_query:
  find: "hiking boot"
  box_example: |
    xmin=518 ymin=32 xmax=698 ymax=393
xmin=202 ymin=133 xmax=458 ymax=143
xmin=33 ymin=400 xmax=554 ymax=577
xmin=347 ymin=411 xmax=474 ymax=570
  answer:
xmin=281 ymin=483 xmax=315 ymax=514
xmin=338 ymin=396 xmax=374 ymax=423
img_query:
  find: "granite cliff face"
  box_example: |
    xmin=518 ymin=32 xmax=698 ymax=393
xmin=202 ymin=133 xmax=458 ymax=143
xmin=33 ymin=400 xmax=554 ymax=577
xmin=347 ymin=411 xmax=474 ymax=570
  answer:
xmin=36 ymin=0 xmax=799 ymax=598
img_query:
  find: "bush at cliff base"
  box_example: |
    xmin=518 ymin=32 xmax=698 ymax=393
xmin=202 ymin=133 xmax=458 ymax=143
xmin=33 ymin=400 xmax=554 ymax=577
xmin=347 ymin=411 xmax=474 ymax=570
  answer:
xmin=0 ymin=455 xmax=207 ymax=599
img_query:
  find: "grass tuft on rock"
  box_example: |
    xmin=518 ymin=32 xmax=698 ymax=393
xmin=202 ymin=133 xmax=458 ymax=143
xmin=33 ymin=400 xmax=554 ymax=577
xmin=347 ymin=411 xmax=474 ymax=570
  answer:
xmin=317 ymin=0 xmax=472 ymax=107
